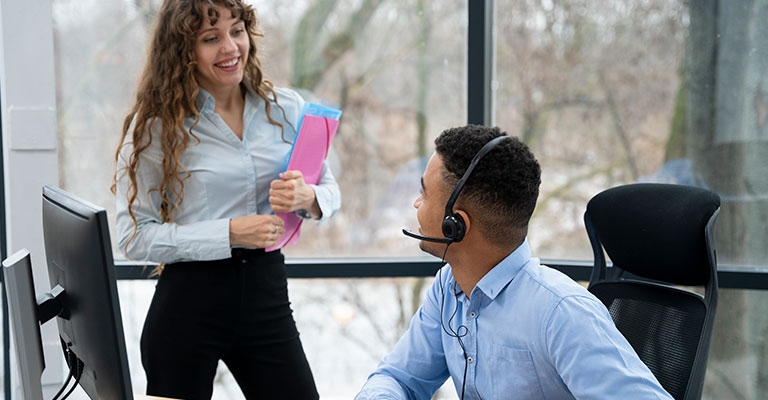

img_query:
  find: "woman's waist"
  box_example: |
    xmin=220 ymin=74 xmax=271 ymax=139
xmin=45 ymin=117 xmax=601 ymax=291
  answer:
xmin=164 ymin=247 xmax=283 ymax=270
xmin=170 ymin=201 xmax=279 ymax=224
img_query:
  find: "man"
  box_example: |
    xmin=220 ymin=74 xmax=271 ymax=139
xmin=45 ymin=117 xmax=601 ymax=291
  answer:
xmin=355 ymin=125 xmax=672 ymax=399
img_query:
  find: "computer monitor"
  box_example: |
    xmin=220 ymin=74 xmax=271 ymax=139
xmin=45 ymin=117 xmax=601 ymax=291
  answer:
xmin=41 ymin=185 xmax=133 ymax=399
xmin=2 ymin=249 xmax=45 ymax=399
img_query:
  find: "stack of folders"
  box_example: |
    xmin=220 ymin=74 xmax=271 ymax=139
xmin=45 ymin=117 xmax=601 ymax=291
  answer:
xmin=267 ymin=102 xmax=342 ymax=251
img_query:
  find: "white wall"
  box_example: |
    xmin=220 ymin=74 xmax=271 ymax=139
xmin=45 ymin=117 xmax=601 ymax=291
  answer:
xmin=0 ymin=0 xmax=63 ymax=398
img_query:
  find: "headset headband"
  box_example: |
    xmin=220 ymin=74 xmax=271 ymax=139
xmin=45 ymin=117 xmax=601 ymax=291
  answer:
xmin=444 ymin=135 xmax=509 ymax=217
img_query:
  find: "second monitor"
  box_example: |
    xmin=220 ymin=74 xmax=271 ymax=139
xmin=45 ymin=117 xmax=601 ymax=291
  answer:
xmin=41 ymin=185 xmax=133 ymax=399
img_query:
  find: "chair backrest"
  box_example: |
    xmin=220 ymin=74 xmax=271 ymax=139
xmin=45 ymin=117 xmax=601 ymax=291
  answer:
xmin=584 ymin=183 xmax=720 ymax=400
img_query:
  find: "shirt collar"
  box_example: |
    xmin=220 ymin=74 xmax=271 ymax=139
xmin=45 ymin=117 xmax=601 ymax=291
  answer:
xmin=455 ymin=238 xmax=531 ymax=301
xmin=195 ymin=85 xmax=261 ymax=115
xmin=195 ymin=87 xmax=215 ymax=114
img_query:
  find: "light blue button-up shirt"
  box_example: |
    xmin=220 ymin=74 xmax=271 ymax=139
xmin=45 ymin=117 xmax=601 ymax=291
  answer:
xmin=115 ymin=87 xmax=341 ymax=264
xmin=356 ymin=240 xmax=672 ymax=400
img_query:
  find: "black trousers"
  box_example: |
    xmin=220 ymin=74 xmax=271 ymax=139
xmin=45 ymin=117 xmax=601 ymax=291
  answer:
xmin=140 ymin=248 xmax=319 ymax=400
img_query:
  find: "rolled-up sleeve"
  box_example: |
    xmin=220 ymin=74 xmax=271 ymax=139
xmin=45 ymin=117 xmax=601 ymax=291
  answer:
xmin=307 ymin=161 xmax=341 ymax=223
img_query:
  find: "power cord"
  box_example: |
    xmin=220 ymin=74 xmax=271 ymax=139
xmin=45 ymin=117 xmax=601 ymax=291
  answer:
xmin=60 ymin=359 xmax=83 ymax=400
xmin=52 ymin=342 xmax=84 ymax=400
xmin=51 ymin=365 xmax=73 ymax=400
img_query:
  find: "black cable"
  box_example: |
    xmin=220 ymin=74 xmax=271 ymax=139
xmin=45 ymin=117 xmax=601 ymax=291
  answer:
xmin=451 ymin=284 xmax=469 ymax=400
xmin=51 ymin=347 xmax=75 ymax=400
xmin=437 ymin=243 xmax=470 ymax=400
xmin=60 ymin=354 xmax=84 ymax=400
xmin=60 ymin=368 xmax=82 ymax=399
xmin=460 ymin=348 xmax=468 ymax=400
xmin=51 ymin=368 xmax=73 ymax=400
xmin=446 ymin=283 xmax=468 ymax=339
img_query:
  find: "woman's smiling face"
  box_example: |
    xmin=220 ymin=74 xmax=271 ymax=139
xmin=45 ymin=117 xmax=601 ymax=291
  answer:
xmin=194 ymin=5 xmax=250 ymax=92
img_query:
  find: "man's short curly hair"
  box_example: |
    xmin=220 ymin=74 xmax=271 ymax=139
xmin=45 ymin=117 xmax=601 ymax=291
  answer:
xmin=435 ymin=125 xmax=541 ymax=246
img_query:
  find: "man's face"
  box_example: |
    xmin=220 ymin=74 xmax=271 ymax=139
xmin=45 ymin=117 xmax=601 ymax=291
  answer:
xmin=413 ymin=153 xmax=451 ymax=257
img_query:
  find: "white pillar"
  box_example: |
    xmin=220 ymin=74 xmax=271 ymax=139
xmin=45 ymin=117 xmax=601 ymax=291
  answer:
xmin=0 ymin=0 xmax=63 ymax=398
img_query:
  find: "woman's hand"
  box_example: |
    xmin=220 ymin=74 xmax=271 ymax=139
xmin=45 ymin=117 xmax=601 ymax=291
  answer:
xmin=229 ymin=214 xmax=285 ymax=248
xmin=269 ymin=170 xmax=322 ymax=218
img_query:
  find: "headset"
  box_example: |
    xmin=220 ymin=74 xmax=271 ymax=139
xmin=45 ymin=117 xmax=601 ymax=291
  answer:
xmin=401 ymin=135 xmax=509 ymax=400
xmin=402 ymin=135 xmax=510 ymax=244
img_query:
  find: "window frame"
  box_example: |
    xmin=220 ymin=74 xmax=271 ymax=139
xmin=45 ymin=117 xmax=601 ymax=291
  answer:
xmin=2 ymin=1 xmax=768 ymax=400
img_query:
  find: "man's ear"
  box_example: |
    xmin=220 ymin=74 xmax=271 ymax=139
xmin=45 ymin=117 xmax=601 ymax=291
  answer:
xmin=454 ymin=209 xmax=471 ymax=235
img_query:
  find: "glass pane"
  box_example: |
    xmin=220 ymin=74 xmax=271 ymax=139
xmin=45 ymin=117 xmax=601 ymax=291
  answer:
xmin=703 ymin=288 xmax=768 ymax=399
xmin=495 ymin=1 xmax=689 ymax=261
xmin=685 ymin=1 xmax=768 ymax=269
xmin=495 ymin=1 xmax=768 ymax=269
xmin=71 ymin=281 xmax=767 ymax=400
xmin=290 ymin=277 xmax=462 ymax=399
xmin=496 ymin=2 xmax=768 ymax=398
xmin=111 ymin=278 xmax=463 ymax=399
xmin=259 ymin=0 xmax=467 ymax=258
xmin=52 ymin=0 xmax=467 ymax=260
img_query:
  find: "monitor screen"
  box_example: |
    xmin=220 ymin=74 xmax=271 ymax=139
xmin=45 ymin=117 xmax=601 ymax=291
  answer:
xmin=42 ymin=185 xmax=133 ymax=399
xmin=2 ymin=249 xmax=45 ymax=399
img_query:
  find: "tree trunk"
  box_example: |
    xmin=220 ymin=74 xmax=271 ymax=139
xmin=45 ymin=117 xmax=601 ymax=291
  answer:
xmin=291 ymin=0 xmax=386 ymax=91
xmin=686 ymin=1 xmax=768 ymax=398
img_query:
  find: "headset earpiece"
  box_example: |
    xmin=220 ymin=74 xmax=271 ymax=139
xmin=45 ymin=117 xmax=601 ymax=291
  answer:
xmin=442 ymin=214 xmax=465 ymax=242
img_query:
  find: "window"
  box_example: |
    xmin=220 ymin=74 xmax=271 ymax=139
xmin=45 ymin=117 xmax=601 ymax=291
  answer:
xmin=53 ymin=0 xmax=466 ymax=397
xmin=495 ymin=2 xmax=768 ymax=398
xmin=53 ymin=0 xmax=466 ymax=260
xmin=495 ymin=1 xmax=689 ymax=259
xmin=48 ymin=0 xmax=768 ymax=398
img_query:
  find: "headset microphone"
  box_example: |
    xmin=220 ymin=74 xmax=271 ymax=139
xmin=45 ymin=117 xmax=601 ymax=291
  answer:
xmin=401 ymin=228 xmax=453 ymax=244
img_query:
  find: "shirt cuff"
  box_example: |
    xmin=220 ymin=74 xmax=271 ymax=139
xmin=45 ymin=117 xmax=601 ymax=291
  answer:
xmin=355 ymin=374 xmax=409 ymax=400
xmin=176 ymin=218 xmax=232 ymax=261
xmin=309 ymin=184 xmax=338 ymax=224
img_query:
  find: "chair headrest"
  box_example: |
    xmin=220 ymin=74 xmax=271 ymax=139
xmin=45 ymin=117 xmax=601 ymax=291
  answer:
xmin=586 ymin=183 xmax=720 ymax=285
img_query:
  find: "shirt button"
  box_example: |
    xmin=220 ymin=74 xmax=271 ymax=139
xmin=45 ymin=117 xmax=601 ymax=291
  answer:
xmin=470 ymin=311 xmax=477 ymax=318
xmin=248 ymin=206 xmax=255 ymax=212
xmin=249 ymin=177 xmax=255 ymax=183
xmin=467 ymin=356 xmax=473 ymax=363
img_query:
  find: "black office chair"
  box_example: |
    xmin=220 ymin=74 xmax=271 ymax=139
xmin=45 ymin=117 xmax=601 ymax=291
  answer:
xmin=584 ymin=183 xmax=720 ymax=400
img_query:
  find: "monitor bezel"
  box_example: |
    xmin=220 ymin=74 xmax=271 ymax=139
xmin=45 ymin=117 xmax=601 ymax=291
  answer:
xmin=2 ymin=249 xmax=45 ymax=400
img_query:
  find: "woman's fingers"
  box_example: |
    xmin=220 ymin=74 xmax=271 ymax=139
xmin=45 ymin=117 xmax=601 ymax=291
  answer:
xmin=269 ymin=178 xmax=297 ymax=212
xmin=270 ymin=215 xmax=285 ymax=227
xmin=280 ymin=170 xmax=304 ymax=180
xmin=230 ymin=215 xmax=287 ymax=248
xmin=262 ymin=216 xmax=285 ymax=247
xmin=269 ymin=172 xmax=314 ymax=213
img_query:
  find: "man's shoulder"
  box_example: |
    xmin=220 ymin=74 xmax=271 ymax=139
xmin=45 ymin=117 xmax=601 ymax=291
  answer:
xmin=519 ymin=261 xmax=595 ymax=304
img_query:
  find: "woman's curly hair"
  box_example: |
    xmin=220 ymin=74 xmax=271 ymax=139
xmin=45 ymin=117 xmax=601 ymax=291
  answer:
xmin=112 ymin=0 xmax=289 ymax=246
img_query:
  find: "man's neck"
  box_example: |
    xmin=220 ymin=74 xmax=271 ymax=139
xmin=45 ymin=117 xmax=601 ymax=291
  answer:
xmin=448 ymin=238 xmax=521 ymax=299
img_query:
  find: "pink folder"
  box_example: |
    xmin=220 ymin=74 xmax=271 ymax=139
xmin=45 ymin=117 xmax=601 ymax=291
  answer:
xmin=266 ymin=115 xmax=339 ymax=251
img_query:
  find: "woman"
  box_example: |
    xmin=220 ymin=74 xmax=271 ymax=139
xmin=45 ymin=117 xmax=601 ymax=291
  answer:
xmin=113 ymin=0 xmax=340 ymax=398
